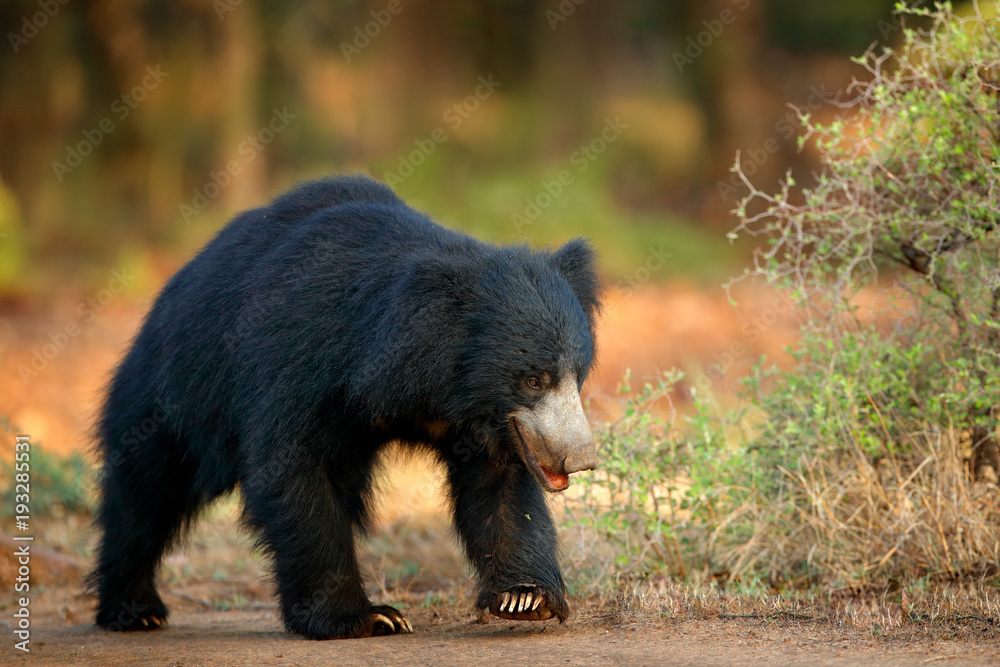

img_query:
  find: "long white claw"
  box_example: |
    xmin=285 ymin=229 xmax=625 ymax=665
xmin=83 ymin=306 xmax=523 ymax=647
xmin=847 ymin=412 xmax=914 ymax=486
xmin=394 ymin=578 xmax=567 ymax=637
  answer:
xmin=524 ymin=592 xmax=533 ymax=612
xmin=500 ymin=592 xmax=511 ymax=612
xmin=401 ymin=617 xmax=413 ymax=633
xmin=372 ymin=613 xmax=396 ymax=632
xmin=532 ymin=595 xmax=542 ymax=611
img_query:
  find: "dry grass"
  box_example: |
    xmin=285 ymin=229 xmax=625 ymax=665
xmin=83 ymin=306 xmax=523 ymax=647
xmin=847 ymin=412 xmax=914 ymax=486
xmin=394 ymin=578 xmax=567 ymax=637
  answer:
xmin=733 ymin=426 xmax=1000 ymax=588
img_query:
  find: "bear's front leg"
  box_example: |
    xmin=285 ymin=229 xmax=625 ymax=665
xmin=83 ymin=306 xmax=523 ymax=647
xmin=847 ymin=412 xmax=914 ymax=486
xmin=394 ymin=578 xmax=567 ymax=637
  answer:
xmin=445 ymin=450 xmax=570 ymax=622
xmin=242 ymin=460 xmax=413 ymax=639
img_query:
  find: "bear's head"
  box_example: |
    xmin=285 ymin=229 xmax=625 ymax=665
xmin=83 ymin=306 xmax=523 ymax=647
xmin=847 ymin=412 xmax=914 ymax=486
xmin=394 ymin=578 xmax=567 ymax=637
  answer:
xmin=407 ymin=238 xmax=602 ymax=492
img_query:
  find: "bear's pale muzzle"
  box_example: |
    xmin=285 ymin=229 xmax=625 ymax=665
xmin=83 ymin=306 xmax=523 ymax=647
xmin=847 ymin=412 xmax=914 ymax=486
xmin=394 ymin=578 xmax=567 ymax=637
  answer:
xmin=511 ymin=373 xmax=597 ymax=492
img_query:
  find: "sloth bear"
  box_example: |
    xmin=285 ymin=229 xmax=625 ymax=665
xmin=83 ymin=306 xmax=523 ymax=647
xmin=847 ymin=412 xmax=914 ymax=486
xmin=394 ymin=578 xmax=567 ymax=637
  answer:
xmin=91 ymin=175 xmax=600 ymax=639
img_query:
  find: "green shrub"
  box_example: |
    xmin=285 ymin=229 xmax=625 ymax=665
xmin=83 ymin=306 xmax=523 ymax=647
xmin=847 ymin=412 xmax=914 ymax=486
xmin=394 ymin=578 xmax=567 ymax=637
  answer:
xmin=567 ymin=2 xmax=1000 ymax=593
xmin=726 ymin=1 xmax=1000 ymax=586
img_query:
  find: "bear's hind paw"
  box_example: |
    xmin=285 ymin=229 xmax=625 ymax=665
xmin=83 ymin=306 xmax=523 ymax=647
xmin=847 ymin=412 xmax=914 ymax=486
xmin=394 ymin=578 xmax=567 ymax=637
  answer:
xmin=96 ymin=597 xmax=169 ymax=632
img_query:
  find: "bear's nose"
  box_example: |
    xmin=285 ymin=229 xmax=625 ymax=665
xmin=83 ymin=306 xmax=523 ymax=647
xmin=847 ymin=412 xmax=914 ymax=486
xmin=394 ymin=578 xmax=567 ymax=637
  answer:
xmin=562 ymin=437 xmax=598 ymax=475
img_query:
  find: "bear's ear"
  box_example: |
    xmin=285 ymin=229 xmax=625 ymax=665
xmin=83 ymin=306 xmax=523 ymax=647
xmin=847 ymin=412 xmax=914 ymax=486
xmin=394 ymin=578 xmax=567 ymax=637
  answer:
xmin=552 ymin=238 xmax=602 ymax=330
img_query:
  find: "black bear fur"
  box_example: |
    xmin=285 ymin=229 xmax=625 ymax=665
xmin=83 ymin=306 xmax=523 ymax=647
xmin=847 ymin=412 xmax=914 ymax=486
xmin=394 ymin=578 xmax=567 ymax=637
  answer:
xmin=90 ymin=175 xmax=600 ymax=639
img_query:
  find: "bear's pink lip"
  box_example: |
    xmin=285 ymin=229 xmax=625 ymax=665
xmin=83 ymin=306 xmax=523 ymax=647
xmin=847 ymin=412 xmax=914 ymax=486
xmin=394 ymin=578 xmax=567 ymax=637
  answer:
xmin=511 ymin=417 xmax=570 ymax=493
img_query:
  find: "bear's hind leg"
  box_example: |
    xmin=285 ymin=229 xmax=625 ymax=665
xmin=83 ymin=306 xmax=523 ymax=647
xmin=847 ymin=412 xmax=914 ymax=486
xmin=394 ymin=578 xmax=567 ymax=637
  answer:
xmin=91 ymin=434 xmax=210 ymax=631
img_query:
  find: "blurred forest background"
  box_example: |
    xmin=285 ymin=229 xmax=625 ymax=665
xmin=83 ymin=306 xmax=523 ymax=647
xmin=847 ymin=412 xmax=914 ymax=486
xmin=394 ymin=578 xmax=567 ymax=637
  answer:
xmin=0 ymin=0 xmax=919 ymax=289
xmin=0 ymin=0 xmax=944 ymax=447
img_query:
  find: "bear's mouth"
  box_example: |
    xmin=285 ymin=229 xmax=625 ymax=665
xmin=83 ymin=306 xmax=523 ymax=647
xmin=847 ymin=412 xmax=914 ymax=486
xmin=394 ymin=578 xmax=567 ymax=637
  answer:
xmin=510 ymin=417 xmax=570 ymax=493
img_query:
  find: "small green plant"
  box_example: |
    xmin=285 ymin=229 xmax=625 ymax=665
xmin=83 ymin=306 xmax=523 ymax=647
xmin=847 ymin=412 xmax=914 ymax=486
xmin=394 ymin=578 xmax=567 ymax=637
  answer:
xmin=563 ymin=370 xmax=754 ymax=592
xmin=0 ymin=445 xmax=93 ymax=518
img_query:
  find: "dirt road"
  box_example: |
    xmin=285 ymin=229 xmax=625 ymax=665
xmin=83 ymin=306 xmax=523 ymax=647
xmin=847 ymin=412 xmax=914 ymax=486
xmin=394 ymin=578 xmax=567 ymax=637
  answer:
xmin=6 ymin=595 xmax=1000 ymax=666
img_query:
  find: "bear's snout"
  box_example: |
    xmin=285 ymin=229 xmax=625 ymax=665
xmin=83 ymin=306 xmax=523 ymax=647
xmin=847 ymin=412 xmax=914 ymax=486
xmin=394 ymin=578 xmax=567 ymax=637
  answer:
xmin=512 ymin=373 xmax=597 ymax=491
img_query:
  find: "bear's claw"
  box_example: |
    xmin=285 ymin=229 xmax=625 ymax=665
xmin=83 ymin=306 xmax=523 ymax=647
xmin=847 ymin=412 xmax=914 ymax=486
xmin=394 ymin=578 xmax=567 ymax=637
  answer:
xmin=369 ymin=606 xmax=413 ymax=636
xmin=489 ymin=585 xmax=555 ymax=621
xmin=498 ymin=590 xmax=542 ymax=613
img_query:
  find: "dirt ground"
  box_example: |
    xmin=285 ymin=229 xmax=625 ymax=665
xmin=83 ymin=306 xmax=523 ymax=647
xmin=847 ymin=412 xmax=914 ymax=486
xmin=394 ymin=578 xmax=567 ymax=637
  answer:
xmin=6 ymin=587 xmax=1000 ymax=666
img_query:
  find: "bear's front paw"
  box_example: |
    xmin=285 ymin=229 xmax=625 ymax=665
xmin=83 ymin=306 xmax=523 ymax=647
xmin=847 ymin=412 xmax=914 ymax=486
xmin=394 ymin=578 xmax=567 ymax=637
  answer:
xmin=488 ymin=585 xmax=568 ymax=622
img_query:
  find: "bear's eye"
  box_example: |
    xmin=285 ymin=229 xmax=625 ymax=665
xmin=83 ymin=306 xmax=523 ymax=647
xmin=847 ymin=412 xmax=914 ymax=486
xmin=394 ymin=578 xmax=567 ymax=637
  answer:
xmin=526 ymin=376 xmax=542 ymax=391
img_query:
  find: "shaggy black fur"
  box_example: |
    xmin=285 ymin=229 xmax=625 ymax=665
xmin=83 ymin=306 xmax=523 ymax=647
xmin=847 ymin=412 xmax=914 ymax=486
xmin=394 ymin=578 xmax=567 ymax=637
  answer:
xmin=90 ymin=174 xmax=600 ymax=639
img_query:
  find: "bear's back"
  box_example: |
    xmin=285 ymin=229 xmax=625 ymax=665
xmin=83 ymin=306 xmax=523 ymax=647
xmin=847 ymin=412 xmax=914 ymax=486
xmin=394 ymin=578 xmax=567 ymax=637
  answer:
xmin=269 ymin=175 xmax=402 ymax=225
xmin=127 ymin=176 xmax=412 ymax=416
